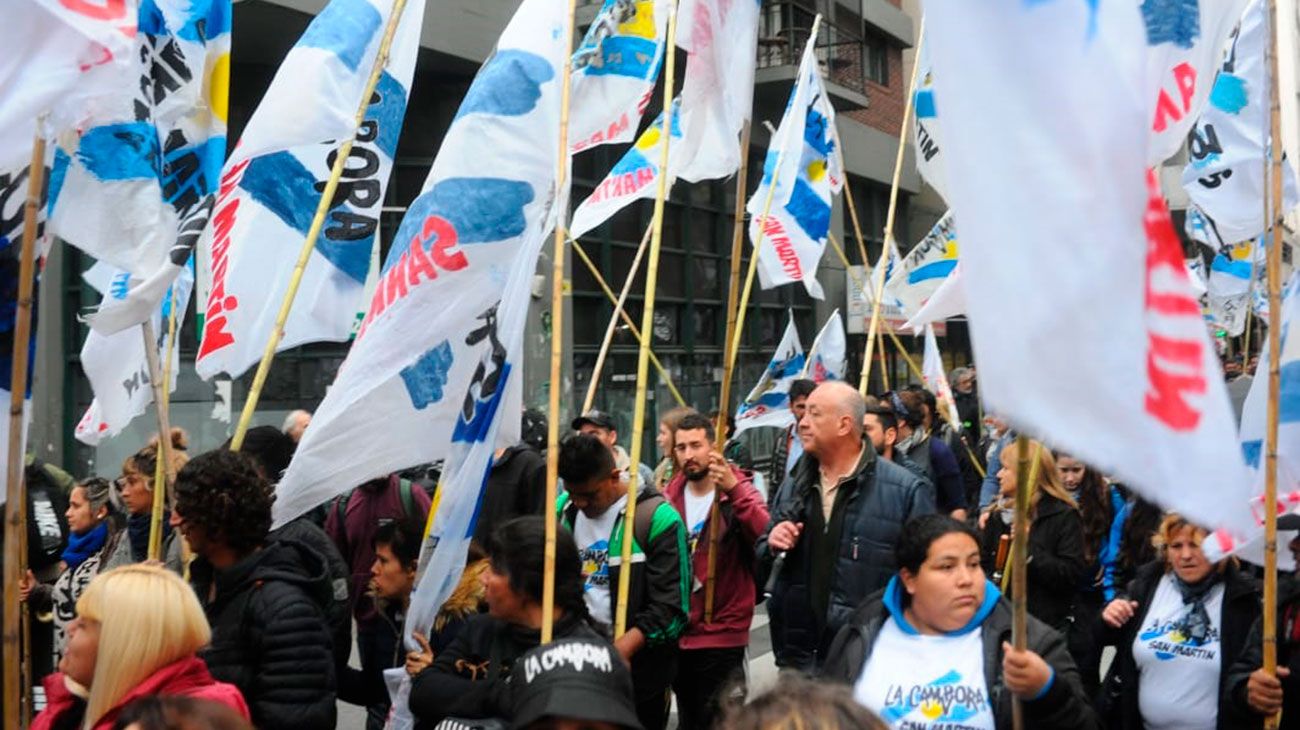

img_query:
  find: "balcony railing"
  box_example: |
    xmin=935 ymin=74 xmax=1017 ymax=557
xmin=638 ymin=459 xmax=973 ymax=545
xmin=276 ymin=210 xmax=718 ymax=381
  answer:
xmin=757 ymin=1 xmax=867 ymax=92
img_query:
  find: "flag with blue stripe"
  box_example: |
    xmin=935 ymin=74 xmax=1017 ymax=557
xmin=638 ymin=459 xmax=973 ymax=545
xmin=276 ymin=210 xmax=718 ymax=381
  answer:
xmin=886 ymin=210 xmax=959 ymax=317
xmin=194 ymin=0 xmax=424 ymax=380
xmin=735 ymin=312 xmax=804 ymax=433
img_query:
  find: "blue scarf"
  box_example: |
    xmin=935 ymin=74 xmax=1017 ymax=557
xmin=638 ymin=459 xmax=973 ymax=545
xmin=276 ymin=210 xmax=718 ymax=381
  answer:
xmin=61 ymin=521 xmax=109 ymax=571
xmin=127 ymin=512 xmax=170 ymax=562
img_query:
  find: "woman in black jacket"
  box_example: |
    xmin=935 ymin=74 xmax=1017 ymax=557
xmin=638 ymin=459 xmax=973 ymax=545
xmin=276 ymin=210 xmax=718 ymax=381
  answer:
xmin=1096 ymin=513 xmax=1261 ymax=730
xmin=822 ymin=513 xmax=1098 ymax=729
xmin=409 ymin=517 xmax=605 ymax=728
xmin=979 ymin=441 xmax=1085 ymax=632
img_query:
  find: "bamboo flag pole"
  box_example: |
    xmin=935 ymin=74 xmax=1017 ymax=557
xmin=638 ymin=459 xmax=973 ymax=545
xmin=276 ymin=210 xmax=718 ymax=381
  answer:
xmin=1263 ymin=0 xmax=1285 ymax=725
xmin=703 ymin=121 xmax=753 ymax=623
xmin=230 ymin=0 xmax=410 ymax=451
xmin=615 ymin=1 xmax=678 ymax=639
xmin=1009 ymin=436 xmax=1042 ymax=730
xmin=859 ymin=19 xmax=924 ymax=395
xmin=827 ymin=233 xmax=985 ymax=478
xmin=542 ymin=0 xmax=580 ymax=646
xmin=581 ymin=225 xmax=654 ymax=413
xmin=4 ymin=131 xmax=44 ymax=729
xmin=142 ymin=319 xmax=177 ymax=561
xmin=571 ymin=240 xmax=687 ymax=408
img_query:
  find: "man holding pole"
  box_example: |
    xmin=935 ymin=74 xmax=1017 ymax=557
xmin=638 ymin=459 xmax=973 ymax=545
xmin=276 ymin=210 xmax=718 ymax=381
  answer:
xmin=758 ymin=381 xmax=933 ymax=670
xmin=557 ymin=433 xmax=689 ymax=730
xmin=663 ymin=412 xmax=769 ymax=729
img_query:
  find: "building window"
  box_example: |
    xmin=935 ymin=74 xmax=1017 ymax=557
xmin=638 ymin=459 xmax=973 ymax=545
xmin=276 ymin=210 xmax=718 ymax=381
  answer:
xmin=865 ymin=32 xmax=889 ymax=86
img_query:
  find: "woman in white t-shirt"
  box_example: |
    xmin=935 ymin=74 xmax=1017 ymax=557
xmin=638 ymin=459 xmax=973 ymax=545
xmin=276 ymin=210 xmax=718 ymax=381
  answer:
xmin=821 ymin=514 xmax=1098 ymax=730
xmin=1097 ymin=513 xmax=1262 ymax=730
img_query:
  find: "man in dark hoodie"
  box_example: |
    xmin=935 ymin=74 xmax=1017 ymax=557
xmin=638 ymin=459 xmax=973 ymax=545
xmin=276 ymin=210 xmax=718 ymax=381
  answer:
xmin=557 ymin=433 xmax=689 ymax=730
xmin=171 ymin=449 xmax=337 ymax=729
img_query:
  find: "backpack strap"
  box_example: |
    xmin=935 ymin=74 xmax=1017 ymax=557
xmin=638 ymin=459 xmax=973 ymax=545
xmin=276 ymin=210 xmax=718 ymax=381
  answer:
xmin=632 ymin=494 xmax=666 ymax=550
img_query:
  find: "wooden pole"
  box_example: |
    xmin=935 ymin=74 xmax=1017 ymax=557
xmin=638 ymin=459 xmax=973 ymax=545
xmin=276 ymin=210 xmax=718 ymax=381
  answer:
xmin=703 ymin=121 xmax=753 ymax=624
xmin=1009 ymin=436 xmax=1042 ymax=730
xmin=615 ymin=1 xmax=678 ymax=639
xmin=142 ymin=319 xmax=177 ymax=562
xmin=542 ymin=0 xmax=580 ymax=645
xmin=581 ymin=225 xmax=654 ymax=413
xmin=230 ymin=0 xmax=411 ymax=451
xmin=4 ymin=131 xmax=44 ymax=729
xmin=1263 ymin=0 xmax=1284 ymax=725
xmin=570 ymin=240 xmax=686 ymax=408
xmin=858 ymin=19 xmax=924 ymax=395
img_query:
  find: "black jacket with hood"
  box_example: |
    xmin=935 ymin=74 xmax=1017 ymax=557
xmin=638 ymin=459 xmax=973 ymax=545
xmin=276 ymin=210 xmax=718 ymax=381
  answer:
xmin=191 ymin=538 xmax=338 ymax=729
xmin=980 ymin=491 xmax=1086 ymax=631
xmin=1097 ymin=559 xmax=1261 ymax=730
xmin=756 ymin=444 xmax=934 ymax=670
xmin=821 ymin=578 xmax=1100 ymax=730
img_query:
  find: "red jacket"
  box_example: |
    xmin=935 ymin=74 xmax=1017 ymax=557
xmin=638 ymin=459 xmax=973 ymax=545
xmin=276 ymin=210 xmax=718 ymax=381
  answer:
xmin=663 ymin=466 xmax=770 ymax=650
xmin=33 ymin=656 xmax=249 ymax=730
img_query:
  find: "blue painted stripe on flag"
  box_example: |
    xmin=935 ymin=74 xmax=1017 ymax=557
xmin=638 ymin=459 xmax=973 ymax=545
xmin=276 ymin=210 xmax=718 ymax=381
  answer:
xmin=462 ymin=455 xmax=498 ymax=539
xmin=240 ymin=152 xmax=373 ymax=283
xmin=453 ymin=362 xmax=512 ymax=444
xmin=914 ymin=89 xmax=937 ymax=119
xmin=300 ymin=0 xmax=382 ymax=72
xmin=785 ymin=178 xmax=831 ymax=241
xmin=908 ymin=259 xmax=958 ymax=284
xmin=138 ymin=0 xmax=167 ymax=36
xmin=803 ymin=106 xmax=835 ymax=158
xmin=1242 ymin=439 xmax=1262 ymax=468
xmin=383 ymin=178 xmax=534 ymax=274
xmin=1282 ymin=361 xmax=1300 ymax=424
xmin=579 ymin=36 xmax=660 ymax=79
xmin=609 ymin=148 xmax=651 ymax=176
xmin=1211 ymin=255 xmax=1252 ymax=279
xmin=76 ymin=123 xmax=160 ymax=181
xmin=454 ymin=50 xmax=555 ymax=121
xmin=47 ymin=148 xmax=70 ymax=218
xmin=370 ymin=71 xmax=409 ymax=159
xmin=1209 ymin=73 xmax=1248 ymax=114
xmin=401 ymin=340 xmax=455 ymax=409
xmin=1140 ymin=0 xmax=1200 ymax=49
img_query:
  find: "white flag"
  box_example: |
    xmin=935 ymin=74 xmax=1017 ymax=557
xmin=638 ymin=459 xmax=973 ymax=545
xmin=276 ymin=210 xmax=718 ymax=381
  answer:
xmin=734 ymin=313 xmax=803 ymax=434
xmin=885 ymin=210 xmax=958 ymax=318
xmin=194 ymin=0 xmax=424 ymax=380
xmin=1182 ymin=0 xmax=1299 ymax=244
xmin=746 ymin=31 xmax=843 ymax=299
xmin=1145 ymin=0 xmax=1248 ymax=165
xmin=911 ymin=37 xmax=948 ymax=202
xmin=804 ymin=309 xmax=846 ymax=383
xmin=922 ymin=324 xmax=961 ymax=427
xmin=673 ymin=0 xmax=759 ymax=181
xmin=74 ymin=263 xmax=193 ymax=446
xmin=926 ymin=0 xmax=1254 ymax=534
xmin=902 ymin=263 xmax=965 ymax=333
xmin=568 ymin=0 xmax=671 ymax=153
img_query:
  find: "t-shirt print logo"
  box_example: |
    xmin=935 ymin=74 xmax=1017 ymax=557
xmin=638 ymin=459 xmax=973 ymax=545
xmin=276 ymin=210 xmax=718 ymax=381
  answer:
xmin=881 ymin=669 xmax=989 ymax=728
xmin=1139 ymin=612 xmax=1221 ymax=661
xmin=580 ymin=539 xmax=611 ymax=593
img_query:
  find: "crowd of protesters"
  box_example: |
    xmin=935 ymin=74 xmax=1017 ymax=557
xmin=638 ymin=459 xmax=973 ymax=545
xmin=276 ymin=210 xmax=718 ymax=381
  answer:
xmin=8 ymin=361 xmax=1296 ymax=730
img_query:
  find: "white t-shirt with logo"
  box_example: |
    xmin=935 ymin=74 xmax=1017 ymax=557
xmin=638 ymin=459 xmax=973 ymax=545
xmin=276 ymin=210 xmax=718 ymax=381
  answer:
xmin=573 ymin=495 xmax=627 ymax=626
xmin=684 ymin=487 xmax=713 ymax=554
xmin=1132 ymin=573 xmax=1224 ymax=730
xmin=855 ymin=619 xmax=996 ymax=730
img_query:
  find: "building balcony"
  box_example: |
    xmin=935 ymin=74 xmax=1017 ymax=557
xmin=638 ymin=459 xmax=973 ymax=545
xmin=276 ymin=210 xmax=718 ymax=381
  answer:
xmin=754 ymin=1 xmax=870 ymax=112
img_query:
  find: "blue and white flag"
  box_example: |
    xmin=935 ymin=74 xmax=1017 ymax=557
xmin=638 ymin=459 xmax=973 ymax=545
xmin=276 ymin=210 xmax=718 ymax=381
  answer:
xmin=922 ymin=323 xmax=961 ymax=427
xmin=50 ymin=0 xmax=231 ymax=334
xmin=273 ymin=6 xmax=573 ymax=702
xmin=912 ymin=37 xmax=948 ymax=202
xmin=74 ymin=261 xmax=193 ymax=445
xmin=1182 ymin=0 xmax=1299 ymax=245
xmin=1208 ymin=234 xmax=1266 ymax=336
xmin=926 ymin=0 xmax=1253 ymax=534
xmin=1145 ymin=0 xmax=1248 ymax=165
xmin=885 ymin=210 xmax=958 ymax=318
xmin=804 ymin=309 xmax=845 ymax=383
xmin=734 ymin=313 xmax=803 ymax=433
xmin=569 ymin=0 xmax=671 ymax=153
xmin=194 ymin=0 xmax=424 ymax=380
xmin=747 ymin=29 xmax=843 ymax=299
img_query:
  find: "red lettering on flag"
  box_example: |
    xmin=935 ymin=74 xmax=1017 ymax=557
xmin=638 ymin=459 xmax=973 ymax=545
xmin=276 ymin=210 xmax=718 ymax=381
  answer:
xmin=1151 ymin=62 xmax=1196 ymax=133
xmin=762 ymin=216 xmax=803 ymax=280
xmin=197 ymin=160 xmax=251 ymax=361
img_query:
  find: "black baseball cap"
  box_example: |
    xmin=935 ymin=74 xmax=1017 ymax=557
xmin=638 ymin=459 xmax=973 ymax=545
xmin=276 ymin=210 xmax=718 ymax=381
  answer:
xmin=572 ymin=410 xmax=617 ymax=432
xmin=509 ymin=639 xmax=642 ymax=730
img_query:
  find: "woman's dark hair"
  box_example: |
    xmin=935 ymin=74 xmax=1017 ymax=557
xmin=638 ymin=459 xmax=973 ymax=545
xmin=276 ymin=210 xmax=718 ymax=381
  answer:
xmin=1119 ymin=493 xmax=1163 ymax=571
xmin=1061 ymin=455 xmax=1113 ymax=566
xmin=896 ymin=514 xmax=982 ymax=576
xmin=487 ymin=516 xmax=587 ymax=620
xmin=372 ymin=518 xmax=424 ymax=570
xmin=173 ymin=450 xmax=273 ymax=556
xmin=717 ymin=675 xmax=887 ymax=730
xmin=112 ymin=695 xmax=253 ymax=730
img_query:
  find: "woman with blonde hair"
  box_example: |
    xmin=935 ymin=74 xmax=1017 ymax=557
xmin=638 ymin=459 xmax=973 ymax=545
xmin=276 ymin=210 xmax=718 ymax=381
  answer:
xmin=1096 ymin=513 xmax=1261 ymax=730
xmin=978 ymin=440 xmax=1085 ymax=631
xmin=32 ymin=564 xmax=248 ymax=730
xmin=106 ymin=429 xmax=189 ymax=573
